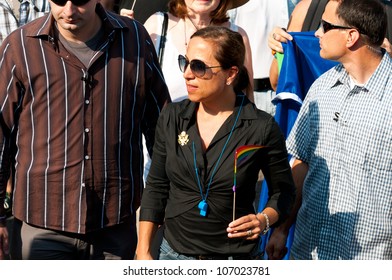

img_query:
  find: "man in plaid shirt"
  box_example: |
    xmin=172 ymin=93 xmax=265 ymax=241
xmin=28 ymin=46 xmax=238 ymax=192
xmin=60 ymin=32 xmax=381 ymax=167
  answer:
xmin=0 ymin=0 xmax=50 ymax=44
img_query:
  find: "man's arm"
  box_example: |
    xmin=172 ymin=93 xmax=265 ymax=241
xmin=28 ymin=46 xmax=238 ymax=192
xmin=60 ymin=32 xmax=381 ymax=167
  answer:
xmin=265 ymin=158 xmax=308 ymax=259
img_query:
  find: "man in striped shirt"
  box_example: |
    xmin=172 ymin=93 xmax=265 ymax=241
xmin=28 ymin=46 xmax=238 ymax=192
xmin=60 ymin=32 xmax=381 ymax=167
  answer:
xmin=0 ymin=0 xmax=170 ymax=259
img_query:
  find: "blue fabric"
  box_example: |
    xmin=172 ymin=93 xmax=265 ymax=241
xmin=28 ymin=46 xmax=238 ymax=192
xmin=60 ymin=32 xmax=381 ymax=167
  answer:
xmin=258 ymin=31 xmax=337 ymax=259
xmin=274 ymin=31 xmax=338 ymax=138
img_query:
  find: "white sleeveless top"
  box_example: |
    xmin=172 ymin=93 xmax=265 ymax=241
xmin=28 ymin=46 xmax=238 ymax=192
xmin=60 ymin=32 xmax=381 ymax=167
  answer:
xmin=155 ymin=12 xmax=239 ymax=102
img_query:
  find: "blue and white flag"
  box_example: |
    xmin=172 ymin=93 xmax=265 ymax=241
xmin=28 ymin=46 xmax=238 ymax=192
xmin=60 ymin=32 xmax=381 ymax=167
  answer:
xmin=258 ymin=31 xmax=337 ymax=259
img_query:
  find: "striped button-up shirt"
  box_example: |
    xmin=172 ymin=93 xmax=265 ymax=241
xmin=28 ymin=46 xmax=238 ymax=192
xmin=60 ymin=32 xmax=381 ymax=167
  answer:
xmin=287 ymin=52 xmax=392 ymax=259
xmin=0 ymin=4 xmax=170 ymax=233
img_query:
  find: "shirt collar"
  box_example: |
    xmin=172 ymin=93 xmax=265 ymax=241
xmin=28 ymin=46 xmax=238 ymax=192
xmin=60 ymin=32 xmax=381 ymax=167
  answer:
xmin=331 ymin=52 xmax=391 ymax=101
xmin=178 ymin=92 xmax=259 ymax=123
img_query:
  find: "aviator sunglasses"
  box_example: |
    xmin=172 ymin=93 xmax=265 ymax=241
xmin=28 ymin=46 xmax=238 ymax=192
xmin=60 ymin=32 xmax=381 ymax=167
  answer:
xmin=51 ymin=0 xmax=91 ymax=6
xmin=178 ymin=55 xmax=222 ymax=78
xmin=320 ymin=19 xmax=352 ymax=33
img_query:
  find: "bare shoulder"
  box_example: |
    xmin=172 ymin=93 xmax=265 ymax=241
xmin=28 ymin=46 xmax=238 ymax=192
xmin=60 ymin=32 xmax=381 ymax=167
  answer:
xmin=288 ymin=0 xmax=312 ymax=31
xmin=143 ymin=12 xmax=163 ymax=34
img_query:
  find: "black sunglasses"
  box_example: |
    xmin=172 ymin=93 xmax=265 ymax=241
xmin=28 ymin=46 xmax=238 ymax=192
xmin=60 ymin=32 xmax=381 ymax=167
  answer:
xmin=320 ymin=19 xmax=352 ymax=33
xmin=51 ymin=0 xmax=91 ymax=7
xmin=178 ymin=55 xmax=222 ymax=78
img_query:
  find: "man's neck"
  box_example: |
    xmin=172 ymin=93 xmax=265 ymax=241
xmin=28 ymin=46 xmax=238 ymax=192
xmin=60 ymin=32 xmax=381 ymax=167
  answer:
xmin=343 ymin=47 xmax=383 ymax=85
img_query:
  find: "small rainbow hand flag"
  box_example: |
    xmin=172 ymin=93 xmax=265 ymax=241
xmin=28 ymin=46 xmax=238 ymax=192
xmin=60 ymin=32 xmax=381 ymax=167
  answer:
xmin=232 ymin=145 xmax=265 ymax=221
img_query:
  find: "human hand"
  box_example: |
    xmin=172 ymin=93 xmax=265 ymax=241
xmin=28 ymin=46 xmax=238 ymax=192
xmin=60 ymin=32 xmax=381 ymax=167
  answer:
xmin=265 ymin=227 xmax=288 ymax=260
xmin=227 ymin=214 xmax=263 ymax=240
xmin=0 ymin=226 xmax=9 ymax=260
xmin=268 ymin=26 xmax=293 ymax=54
xmin=382 ymin=38 xmax=392 ymax=57
xmin=120 ymin=8 xmax=135 ymax=19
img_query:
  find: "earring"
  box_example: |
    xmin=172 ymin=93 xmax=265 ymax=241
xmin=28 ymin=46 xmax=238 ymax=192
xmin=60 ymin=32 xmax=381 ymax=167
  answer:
xmin=226 ymin=81 xmax=231 ymax=86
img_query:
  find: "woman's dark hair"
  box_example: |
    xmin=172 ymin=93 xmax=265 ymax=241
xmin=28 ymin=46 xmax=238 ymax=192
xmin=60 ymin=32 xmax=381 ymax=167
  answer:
xmin=168 ymin=0 xmax=230 ymax=24
xmin=191 ymin=26 xmax=250 ymax=92
xmin=336 ymin=0 xmax=387 ymax=46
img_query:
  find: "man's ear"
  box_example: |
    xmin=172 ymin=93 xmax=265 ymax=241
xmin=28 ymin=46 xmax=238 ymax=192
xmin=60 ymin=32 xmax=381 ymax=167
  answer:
xmin=346 ymin=29 xmax=361 ymax=48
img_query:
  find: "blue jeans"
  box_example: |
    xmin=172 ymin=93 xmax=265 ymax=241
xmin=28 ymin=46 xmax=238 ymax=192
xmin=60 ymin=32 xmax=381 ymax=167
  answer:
xmin=159 ymin=238 xmax=264 ymax=260
xmin=159 ymin=238 xmax=197 ymax=260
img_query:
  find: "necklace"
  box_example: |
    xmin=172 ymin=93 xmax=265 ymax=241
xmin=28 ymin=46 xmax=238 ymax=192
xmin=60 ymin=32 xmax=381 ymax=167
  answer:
xmin=184 ymin=16 xmax=212 ymax=48
xmin=192 ymin=95 xmax=245 ymax=217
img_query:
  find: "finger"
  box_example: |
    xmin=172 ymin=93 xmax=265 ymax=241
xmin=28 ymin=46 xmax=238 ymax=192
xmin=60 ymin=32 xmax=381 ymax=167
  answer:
xmin=228 ymin=214 xmax=252 ymax=228
xmin=227 ymin=228 xmax=259 ymax=240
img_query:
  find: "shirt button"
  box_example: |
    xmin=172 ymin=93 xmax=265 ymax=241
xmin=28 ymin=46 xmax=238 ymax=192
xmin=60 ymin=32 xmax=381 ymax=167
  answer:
xmin=81 ymin=183 xmax=85 ymax=187
xmin=85 ymin=155 xmax=90 ymax=160
xmin=85 ymin=100 xmax=90 ymax=105
xmin=85 ymin=128 xmax=90 ymax=133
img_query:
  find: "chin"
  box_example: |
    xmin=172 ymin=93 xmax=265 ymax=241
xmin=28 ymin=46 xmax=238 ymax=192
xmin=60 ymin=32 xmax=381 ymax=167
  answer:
xmin=187 ymin=94 xmax=203 ymax=103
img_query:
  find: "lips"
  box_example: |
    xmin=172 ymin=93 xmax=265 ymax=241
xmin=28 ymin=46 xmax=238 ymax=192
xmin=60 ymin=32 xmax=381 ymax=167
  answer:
xmin=186 ymin=83 xmax=198 ymax=92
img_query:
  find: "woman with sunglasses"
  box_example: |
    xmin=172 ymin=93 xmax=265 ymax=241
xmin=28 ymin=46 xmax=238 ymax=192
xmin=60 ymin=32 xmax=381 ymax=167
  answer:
xmin=136 ymin=26 xmax=295 ymax=260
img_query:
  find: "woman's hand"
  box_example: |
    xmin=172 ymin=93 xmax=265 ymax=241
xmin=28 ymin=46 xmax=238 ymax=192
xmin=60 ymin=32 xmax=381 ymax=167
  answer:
xmin=268 ymin=26 xmax=293 ymax=54
xmin=227 ymin=213 xmax=264 ymax=240
xmin=120 ymin=8 xmax=135 ymax=19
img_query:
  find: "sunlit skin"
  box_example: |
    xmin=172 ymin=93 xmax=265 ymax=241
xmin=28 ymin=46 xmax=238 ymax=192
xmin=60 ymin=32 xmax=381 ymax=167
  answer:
xmin=183 ymin=36 xmax=237 ymax=109
xmin=49 ymin=0 xmax=102 ymax=43
xmin=185 ymin=0 xmax=221 ymax=24
xmin=314 ymin=1 xmax=350 ymax=62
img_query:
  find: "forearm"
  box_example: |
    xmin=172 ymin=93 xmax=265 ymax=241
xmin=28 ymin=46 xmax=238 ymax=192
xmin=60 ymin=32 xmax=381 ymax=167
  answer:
xmin=135 ymin=221 xmax=160 ymax=259
xmin=278 ymin=158 xmax=308 ymax=233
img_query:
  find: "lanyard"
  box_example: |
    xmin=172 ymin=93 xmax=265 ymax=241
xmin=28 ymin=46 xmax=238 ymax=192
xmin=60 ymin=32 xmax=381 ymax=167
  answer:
xmin=192 ymin=95 xmax=245 ymax=216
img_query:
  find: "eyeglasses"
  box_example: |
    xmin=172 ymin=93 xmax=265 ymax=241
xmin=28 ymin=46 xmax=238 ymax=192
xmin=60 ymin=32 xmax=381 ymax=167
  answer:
xmin=320 ymin=19 xmax=352 ymax=33
xmin=50 ymin=0 xmax=91 ymax=7
xmin=178 ymin=55 xmax=222 ymax=78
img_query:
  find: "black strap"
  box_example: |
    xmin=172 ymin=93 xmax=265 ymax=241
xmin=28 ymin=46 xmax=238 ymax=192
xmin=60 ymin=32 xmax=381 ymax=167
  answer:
xmin=158 ymin=12 xmax=169 ymax=67
xmin=301 ymin=0 xmax=328 ymax=31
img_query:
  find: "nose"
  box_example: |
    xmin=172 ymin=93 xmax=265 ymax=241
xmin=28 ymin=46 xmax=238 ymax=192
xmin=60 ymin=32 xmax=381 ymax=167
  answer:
xmin=315 ymin=27 xmax=322 ymax=38
xmin=62 ymin=1 xmax=78 ymax=15
xmin=183 ymin=63 xmax=194 ymax=79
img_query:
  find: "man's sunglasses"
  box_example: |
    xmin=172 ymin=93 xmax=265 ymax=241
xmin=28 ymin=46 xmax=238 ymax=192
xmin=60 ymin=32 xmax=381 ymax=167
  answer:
xmin=320 ymin=19 xmax=352 ymax=33
xmin=51 ymin=0 xmax=90 ymax=7
xmin=178 ymin=55 xmax=222 ymax=78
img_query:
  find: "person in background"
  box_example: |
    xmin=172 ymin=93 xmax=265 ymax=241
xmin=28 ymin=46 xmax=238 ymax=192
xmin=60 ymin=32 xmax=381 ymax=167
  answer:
xmin=101 ymin=0 xmax=170 ymax=23
xmin=136 ymin=26 xmax=295 ymax=260
xmin=0 ymin=0 xmax=50 ymax=44
xmin=122 ymin=0 xmax=254 ymax=102
xmin=228 ymin=0 xmax=298 ymax=116
xmin=267 ymin=0 xmax=392 ymax=259
xmin=268 ymin=0 xmax=392 ymax=91
xmin=0 ymin=0 xmax=170 ymax=260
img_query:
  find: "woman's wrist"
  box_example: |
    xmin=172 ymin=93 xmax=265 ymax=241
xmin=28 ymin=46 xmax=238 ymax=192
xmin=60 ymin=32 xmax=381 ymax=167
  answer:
xmin=256 ymin=212 xmax=271 ymax=235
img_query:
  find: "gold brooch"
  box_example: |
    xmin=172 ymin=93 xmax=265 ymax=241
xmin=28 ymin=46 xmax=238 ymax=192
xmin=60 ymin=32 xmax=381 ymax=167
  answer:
xmin=178 ymin=131 xmax=189 ymax=146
